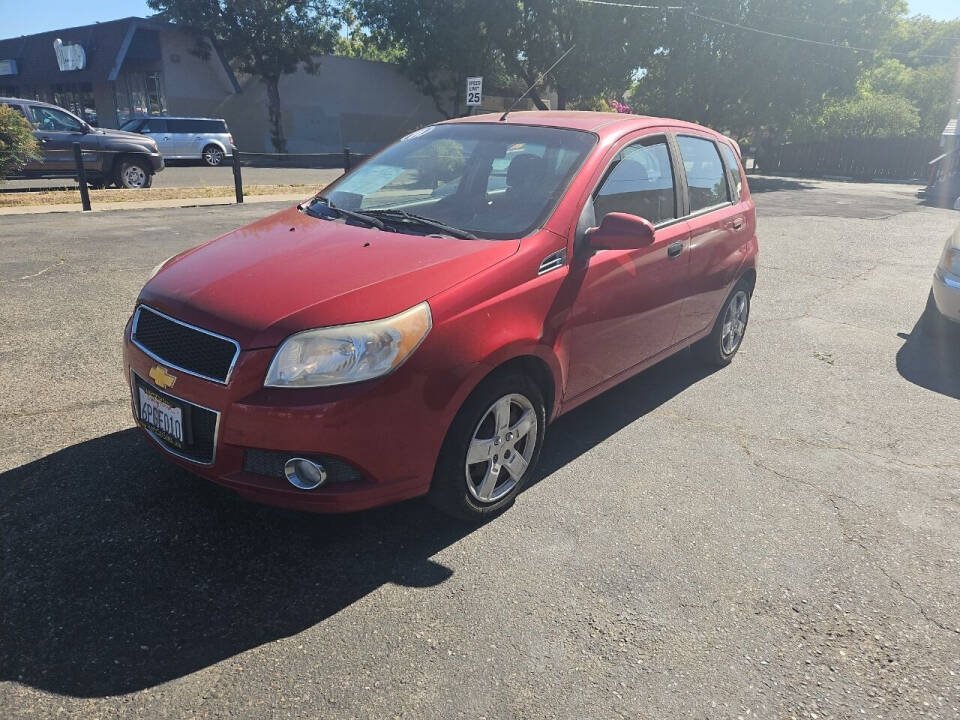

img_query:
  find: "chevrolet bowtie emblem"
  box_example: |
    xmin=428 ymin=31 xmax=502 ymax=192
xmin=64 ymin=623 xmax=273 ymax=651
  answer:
xmin=149 ymin=365 xmax=177 ymax=389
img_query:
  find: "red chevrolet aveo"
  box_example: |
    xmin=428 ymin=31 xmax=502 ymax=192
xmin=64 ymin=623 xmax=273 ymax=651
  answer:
xmin=124 ymin=111 xmax=757 ymax=520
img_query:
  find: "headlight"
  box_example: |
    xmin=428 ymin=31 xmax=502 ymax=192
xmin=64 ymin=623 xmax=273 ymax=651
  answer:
xmin=939 ymin=244 xmax=960 ymax=277
xmin=264 ymin=302 xmax=432 ymax=387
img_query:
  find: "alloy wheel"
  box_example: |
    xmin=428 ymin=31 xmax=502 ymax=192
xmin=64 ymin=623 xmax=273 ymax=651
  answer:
xmin=465 ymin=393 xmax=539 ymax=504
xmin=203 ymin=147 xmax=224 ymax=166
xmin=721 ymin=290 xmax=749 ymax=355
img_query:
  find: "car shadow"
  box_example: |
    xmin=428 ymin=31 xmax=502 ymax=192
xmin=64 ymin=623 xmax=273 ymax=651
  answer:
xmin=896 ymin=292 xmax=960 ymax=400
xmin=746 ymin=176 xmax=816 ymax=194
xmin=0 ymin=352 xmax=714 ymax=698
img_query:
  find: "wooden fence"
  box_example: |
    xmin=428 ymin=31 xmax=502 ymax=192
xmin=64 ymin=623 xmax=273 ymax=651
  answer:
xmin=757 ymin=138 xmax=942 ymax=181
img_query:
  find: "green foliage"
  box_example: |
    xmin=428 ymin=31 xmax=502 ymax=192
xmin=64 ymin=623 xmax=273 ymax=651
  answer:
xmin=148 ymin=0 xmax=341 ymax=152
xmin=0 ymin=105 xmax=39 ymax=181
xmin=411 ymin=139 xmax=466 ymax=186
xmin=350 ymin=0 xmax=519 ymax=118
xmin=791 ymin=93 xmax=921 ymax=140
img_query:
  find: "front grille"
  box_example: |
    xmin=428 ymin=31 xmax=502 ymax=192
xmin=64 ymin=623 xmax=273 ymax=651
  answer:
xmin=133 ymin=374 xmax=219 ymax=464
xmin=132 ymin=305 xmax=239 ymax=383
xmin=244 ymin=450 xmax=363 ymax=483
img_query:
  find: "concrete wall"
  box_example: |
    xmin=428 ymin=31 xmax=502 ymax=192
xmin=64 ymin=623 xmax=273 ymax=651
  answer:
xmin=158 ymin=28 xmax=236 ymax=119
xmin=215 ymin=55 xmax=443 ymax=153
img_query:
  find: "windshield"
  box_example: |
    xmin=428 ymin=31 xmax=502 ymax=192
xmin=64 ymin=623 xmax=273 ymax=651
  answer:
xmin=318 ymin=123 xmax=596 ymax=239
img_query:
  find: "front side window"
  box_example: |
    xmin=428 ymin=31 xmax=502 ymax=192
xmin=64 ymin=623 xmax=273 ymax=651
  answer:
xmin=593 ymin=139 xmax=677 ymax=225
xmin=677 ymin=135 xmax=729 ymax=213
xmin=142 ymin=118 xmax=167 ymax=133
xmin=322 ymin=123 xmax=596 ymax=239
xmin=28 ymin=105 xmax=84 ymax=132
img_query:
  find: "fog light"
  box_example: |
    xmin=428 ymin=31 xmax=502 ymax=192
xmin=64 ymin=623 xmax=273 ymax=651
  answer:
xmin=284 ymin=458 xmax=327 ymax=490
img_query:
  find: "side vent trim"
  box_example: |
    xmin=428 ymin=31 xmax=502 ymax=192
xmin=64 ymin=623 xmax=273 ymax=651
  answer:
xmin=538 ymin=248 xmax=567 ymax=276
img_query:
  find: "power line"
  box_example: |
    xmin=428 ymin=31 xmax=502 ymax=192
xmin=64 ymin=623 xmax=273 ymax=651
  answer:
xmin=687 ymin=11 xmax=956 ymax=60
xmin=576 ymin=1 xmax=682 ymax=9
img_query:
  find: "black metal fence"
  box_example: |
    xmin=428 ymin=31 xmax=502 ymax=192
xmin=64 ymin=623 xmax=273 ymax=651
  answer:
xmin=2 ymin=143 xmax=365 ymax=212
xmin=756 ymin=138 xmax=941 ymax=181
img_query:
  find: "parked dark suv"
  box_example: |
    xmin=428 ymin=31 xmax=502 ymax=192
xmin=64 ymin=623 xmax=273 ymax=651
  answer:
xmin=0 ymin=97 xmax=164 ymax=189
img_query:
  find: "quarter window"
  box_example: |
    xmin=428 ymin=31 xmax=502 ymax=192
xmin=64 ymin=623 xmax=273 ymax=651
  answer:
xmin=593 ymin=139 xmax=676 ymax=225
xmin=676 ymin=135 xmax=728 ymax=213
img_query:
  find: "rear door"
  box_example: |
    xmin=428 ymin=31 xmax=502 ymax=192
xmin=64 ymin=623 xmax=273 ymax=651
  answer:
xmin=671 ymin=133 xmax=743 ymax=342
xmin=165 ymin=119 xmax=193 ymax=157
xmin=562 ymin=131 xmax=692 ymax=400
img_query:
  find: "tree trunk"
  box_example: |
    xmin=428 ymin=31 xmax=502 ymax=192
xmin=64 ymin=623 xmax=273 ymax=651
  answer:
xmin=528 ymin=89 xmax=549 ymax=111
xmin=264 ymin=75 xmax=287 ymax=154
xmin=556 ymin=85 xmax=567 ymax=111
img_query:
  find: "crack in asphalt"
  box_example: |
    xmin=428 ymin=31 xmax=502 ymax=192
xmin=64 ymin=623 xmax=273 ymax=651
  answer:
xmin=0 ymin=397 xmax=129 ymax=421
xmin=0 ymin=259 xmax=66 ymax=284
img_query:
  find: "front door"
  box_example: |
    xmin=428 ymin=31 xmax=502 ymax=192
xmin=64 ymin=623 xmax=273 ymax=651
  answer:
xmin=26 ymin=105 xmax=99 ymax=176
xmin=139 ymin=118 xmax=173 ymax=156
xmin=562 ymin=133 xmax=691 ymax=401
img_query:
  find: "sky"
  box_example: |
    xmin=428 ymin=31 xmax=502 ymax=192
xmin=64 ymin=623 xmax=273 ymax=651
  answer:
xmin=0 ymin=0 xmax=957 ymax=40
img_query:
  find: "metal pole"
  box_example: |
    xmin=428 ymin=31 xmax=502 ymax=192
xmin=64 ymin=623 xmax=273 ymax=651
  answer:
xmin=73 ymin=142 xmax=91 ymax=212
xmin=343 ymin=147 xmax=351 ymax=172
xmin=231 ymin=146 xmax=243 ymax=204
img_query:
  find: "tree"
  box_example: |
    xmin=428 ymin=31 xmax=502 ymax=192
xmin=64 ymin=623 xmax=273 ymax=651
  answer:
xmin=630 ymin=0 xmax=906 ymax=140
xmin=791 ymin=93 xmax=921 ymax=140
xmin=501 ymin=0 xmax=646 ymax=110
xmin=0 ymin=106 xmax=39 ymax=182
xmin=148 ymin=0 xmax=340 ymax=152
xmin=351 ymin=0 xmax=518 ymax=118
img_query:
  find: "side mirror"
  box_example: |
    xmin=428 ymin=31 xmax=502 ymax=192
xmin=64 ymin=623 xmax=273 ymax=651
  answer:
xmin=80 ymin=122 xmax=91 ymax=134
xmin=586 ymin=212 xmax=655 ymax=251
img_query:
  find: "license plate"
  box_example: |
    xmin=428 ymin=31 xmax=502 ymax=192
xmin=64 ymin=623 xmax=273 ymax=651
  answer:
xmin=138 ymin=387 xmax=184 ymax=446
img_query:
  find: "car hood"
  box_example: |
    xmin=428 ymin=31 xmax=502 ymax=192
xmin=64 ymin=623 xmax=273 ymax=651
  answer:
xmin=97 ymin=127 xmax=148 ymax=140
xmin=139 ymin=205 xmax=519 ymax=348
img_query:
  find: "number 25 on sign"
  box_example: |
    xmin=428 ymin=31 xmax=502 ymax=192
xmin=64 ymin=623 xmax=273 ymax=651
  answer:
xmin=466 ymin=77 xmax=482 ymax=107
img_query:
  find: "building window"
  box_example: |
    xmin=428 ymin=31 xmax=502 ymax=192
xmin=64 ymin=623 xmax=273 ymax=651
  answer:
xmin=114 ymin=71 xmax=167 ymax=125
xmin=51 ymin=82 xmax=98 ymax=126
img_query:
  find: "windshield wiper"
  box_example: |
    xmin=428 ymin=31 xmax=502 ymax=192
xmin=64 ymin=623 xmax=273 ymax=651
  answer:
xmin=364 ymin=209 xmax=476 ymax=240
xmin=302 ymin=196 xmax=385 ymax=230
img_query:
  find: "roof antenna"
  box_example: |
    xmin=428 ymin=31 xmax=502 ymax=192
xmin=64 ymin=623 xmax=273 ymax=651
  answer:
xmin=500 ymin=45 xmax=576 ymax=122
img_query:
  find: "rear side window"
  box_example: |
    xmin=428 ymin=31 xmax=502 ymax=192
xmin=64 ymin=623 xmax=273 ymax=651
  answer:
xmin=718 ymin=142 xmax=743 ymax=201
xmin=676 ymin=135 xmax=728 ymax=213
xmin=593 ymin=139 xmax=676 ymax=225
xmin=1 ymin=103 xmax=26 ymax=118
xmin=167 ymin=119 xmax=193 ymax=133
xmin=170 ymin=119 xmax=226 ymax=133
xmin=203 ymin=119 xmax=227 ymax=133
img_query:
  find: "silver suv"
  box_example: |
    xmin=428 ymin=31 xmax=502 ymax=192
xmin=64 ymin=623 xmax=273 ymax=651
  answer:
xmin=120 ymin=116 xmax=233 ymax=166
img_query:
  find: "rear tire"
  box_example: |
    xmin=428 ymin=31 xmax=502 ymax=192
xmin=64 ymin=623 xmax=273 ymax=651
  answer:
xmin=202 ymin=144 xmax=225 ymax=167
xmin=695 ymin=278 xmax=752 ymax=367
xmin=428 ymin=372 xmax=546 ymax=522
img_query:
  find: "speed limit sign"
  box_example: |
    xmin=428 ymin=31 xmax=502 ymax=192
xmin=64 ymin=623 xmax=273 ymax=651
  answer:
xmin=466 ymin=77 xmax=483 ymax=106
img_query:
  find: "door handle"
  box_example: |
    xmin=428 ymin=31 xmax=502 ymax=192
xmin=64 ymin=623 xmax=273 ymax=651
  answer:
xmin=39 ymin=137 xmax=49 ymax=143
xmin=667 ymin=241 xmax=684 ymax=258
xmin=731 ymin=217 xmax=745 ymax=231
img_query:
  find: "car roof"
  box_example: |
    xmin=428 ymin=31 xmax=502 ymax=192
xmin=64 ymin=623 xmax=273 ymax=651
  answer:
xmin=0 ymin=96 xmax=56 ymax=107
xmin=444 ymin=110 xmax=730 ymax=142
xmin=131 ymin=116 xmax=227 ymax=122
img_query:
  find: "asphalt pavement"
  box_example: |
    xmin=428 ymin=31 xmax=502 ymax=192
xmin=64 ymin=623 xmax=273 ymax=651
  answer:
xmin=1 ymin=179 xmax=958 ymax=718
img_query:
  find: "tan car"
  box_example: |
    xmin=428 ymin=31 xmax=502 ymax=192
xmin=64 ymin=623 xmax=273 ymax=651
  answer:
xmin=931 ymin=222 xmax=960 ymax=328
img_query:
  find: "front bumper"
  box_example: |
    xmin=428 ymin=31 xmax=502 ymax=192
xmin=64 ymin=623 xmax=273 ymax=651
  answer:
xmin=145 ymin=151 xmax=164 ymax=173
xmin=932 ymin=269 xmax=960 ymax=325
xmin=123 ymin=319 xmax=448 ymax=513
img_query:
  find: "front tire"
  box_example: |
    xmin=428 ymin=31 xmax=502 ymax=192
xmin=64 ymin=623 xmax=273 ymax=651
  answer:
xmin=428 ymin=372 xmax=546 ymax=521
xmin=115 ymin=158 xmax=152 ymax=189
xmin=696 ymin=278 xmax=752 ymax=367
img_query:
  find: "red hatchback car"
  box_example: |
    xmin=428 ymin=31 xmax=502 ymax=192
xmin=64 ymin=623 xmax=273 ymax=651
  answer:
xmin=124 ymin=111 xmax=757 ymax=520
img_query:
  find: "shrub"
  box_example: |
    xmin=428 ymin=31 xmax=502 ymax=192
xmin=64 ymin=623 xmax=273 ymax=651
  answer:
xmin=0 ymin=105 xmax=40 ymax=181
